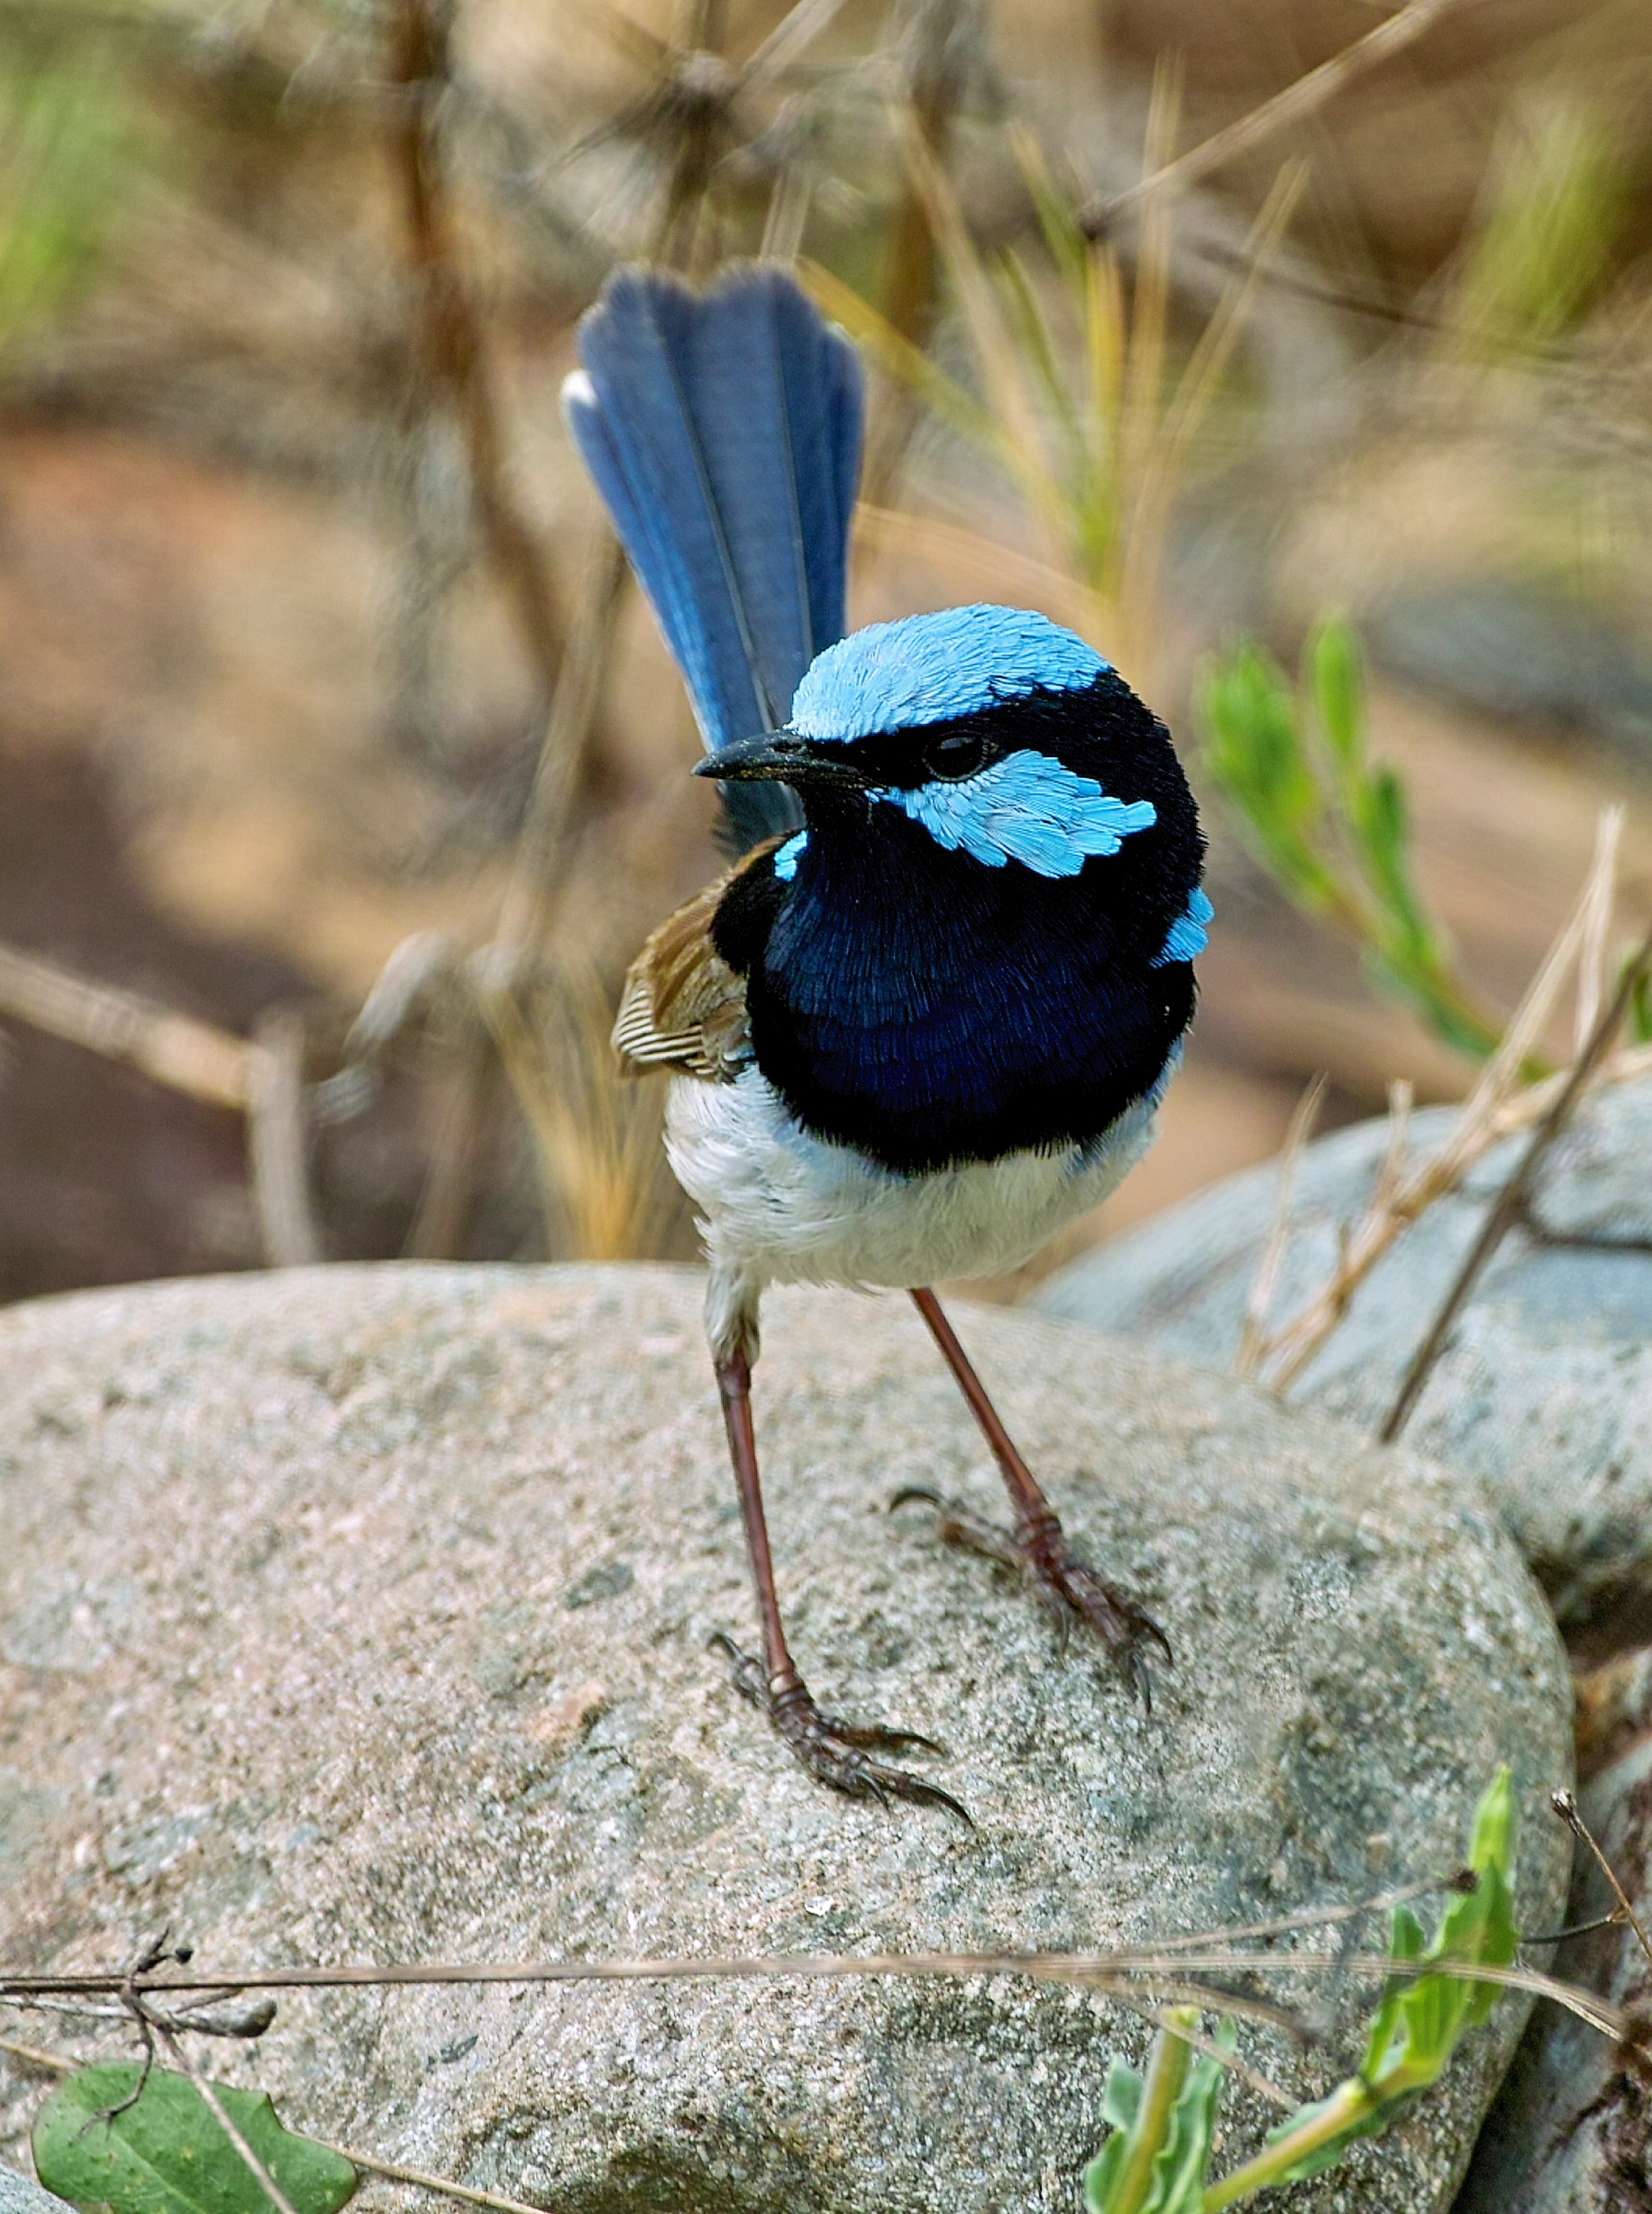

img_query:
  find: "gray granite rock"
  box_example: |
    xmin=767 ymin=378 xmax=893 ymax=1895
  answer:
xmin=1036 ymin=1079 xmax=1652 ymax=1632
xmin=1455 ymin=1722 xmax=1652 ymax=2211
xmin=0 ymin=2171 xmax=76 ymax=2214
xmin=0 ymin=1265 xmax=1572 ymax=2214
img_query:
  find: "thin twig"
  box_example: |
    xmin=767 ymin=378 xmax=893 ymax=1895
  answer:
xmin=389 ymin=0 xmax=564 ymax=695
xmin=0 ymin=940 xmax=251 ymax=1111
xmin=1378 ymin=920 xmax=1652 ymax=1442
xmin=1236 ymin=1073 xmax=1325 ymax=1379
xmin=655 ymin=0 xmax=736 ymax=270
xmin=1552 ymin=1790 xmax=1652 ymax=1972
xmin=248 ymin=1007 xmax=322 ymax=1268
xmin=1081 ymin=0 xmax=1474 ymax=233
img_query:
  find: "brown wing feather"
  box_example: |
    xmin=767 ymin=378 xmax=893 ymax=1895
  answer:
xmin=612 ymin=837 xmax=781 ymax=1084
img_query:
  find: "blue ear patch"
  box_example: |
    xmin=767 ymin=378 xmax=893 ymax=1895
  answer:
xmin=772 ymin=830 xmax=808 ymax=881
xmin=878 ymin=750 xmax=1155 ymax=877
xmin=789 ymin=606 xmax=1109 ymax=740
xmin=1152 ymin=885 xmax=1213 ymax=965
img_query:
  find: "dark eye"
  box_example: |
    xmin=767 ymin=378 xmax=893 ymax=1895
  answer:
xmin=924 ymin=731 xmax=990 ymax=782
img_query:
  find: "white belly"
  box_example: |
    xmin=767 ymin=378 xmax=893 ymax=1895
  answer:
xmin=664 ymin=1061 xmax=1170 ymax=1295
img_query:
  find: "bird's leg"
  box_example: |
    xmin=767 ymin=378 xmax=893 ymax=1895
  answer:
xmin=898 ymin=1287 xmax=1171 ymax=1708
xmin=711 ymin=1331 xmax=969 ymax=1820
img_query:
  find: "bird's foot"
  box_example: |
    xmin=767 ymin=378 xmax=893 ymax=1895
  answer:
xmin=892 ymin=1488 xmax=1171 ymax=1711
xmin=709 ymin=1632 xmax=970 ymax=1822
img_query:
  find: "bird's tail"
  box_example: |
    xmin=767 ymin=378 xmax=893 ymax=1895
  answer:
xmin=563 ymin=262 xmax=863 ymax=849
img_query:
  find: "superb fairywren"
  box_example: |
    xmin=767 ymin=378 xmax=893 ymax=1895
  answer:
xmin=566 ymin=264 xmax=1209 ymax=1818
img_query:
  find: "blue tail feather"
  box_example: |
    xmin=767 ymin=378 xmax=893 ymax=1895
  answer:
xmin=564 ymin=263 xmax=863 ymax=848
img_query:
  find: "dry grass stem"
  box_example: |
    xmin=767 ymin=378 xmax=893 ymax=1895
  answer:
xmin=893 ymin=106 xmax=1069 ymax=567
xmin=1082 ymin=0 xmax=1474 ymax=233
xmin=407 ymin=0 xmax=740 ymax=1265
xmin=1248 ymin=813 xmax=1640 ymax=1396
xmin=338 ymin=2146 xmax=552 ymax=2214
xmin=835 ymin=90 xmax=1301 ymax=688
xmin=1379 ymin=913 xmax=1652 ymax=1440
xmin=743 ymin=0 xmax=853 ymax=80
xmin=1117 ymin=160 xmax=1308 ymax=671
xmin=1369 ymin=1078 xmax=1415 ymax=1220
xmin=859 ymin=1 xmax=981 ymax=504
xmin=1236 ymin=1072 xmax=1326 ymax=1380
xmin=0 ymin=1951 xmax=1628 ymax=2048
xmin=1574 ymin=803 xmax=1622 ymax=1055
xmin=0 ymin=2032 xmax=68 ymax=2072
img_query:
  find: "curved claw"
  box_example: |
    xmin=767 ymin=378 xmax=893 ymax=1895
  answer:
xmin=897 ymin=1488 xmax=1170 ymax=1707
xmin=709 ymin=1632 xmax=971 ymax=1824
xmin=816 ymin=1739 xmax=971 ymax=1824
xmin=831 ymin=1717 xmax=948 ymax=1756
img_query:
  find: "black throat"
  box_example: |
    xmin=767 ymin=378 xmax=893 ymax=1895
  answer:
xmin=710 ymin=679 xmax=1203 ymax=1176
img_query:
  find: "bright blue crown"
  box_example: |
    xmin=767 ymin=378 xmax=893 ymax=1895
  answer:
xmin=789 ymin=606 xmax=1110 ymax=741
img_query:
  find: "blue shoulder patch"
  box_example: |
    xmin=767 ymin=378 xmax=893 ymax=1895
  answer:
xmin=789 ymin=606 xmax=1109 ymax=741
xmin=878 ymin=750 xmax=1155 ymax=878
xmin=772 ymin=830 xmax=808 ymax=881
xmin=1152 ymin=885 xmax=1213 ymax=965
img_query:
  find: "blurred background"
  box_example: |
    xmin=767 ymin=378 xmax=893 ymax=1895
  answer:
xmin=0 ymin=0 xmax=1648 ymax=1304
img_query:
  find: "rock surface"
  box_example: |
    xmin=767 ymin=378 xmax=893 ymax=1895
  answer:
xmin=0 ymin=2172 xmax=75 ymax=2214
xmin=1455 ymin=1718 xmax=1652 ymax=2212
xmin=0 ymin=1265 xmax=1572 ymax=2213
xmin=1036 ymin=1079 xmax=1652 ymax=1633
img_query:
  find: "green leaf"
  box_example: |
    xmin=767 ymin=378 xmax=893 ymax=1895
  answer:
xmin=34 ymin=2064 xmax=357 ymax=2214
xmin=1360 ymin=1900 xmax=1428 ymax=2079
xmin=1100 ymin=2057 xmax=1145 ymax=2134
xmin=1141 ymin=2025 xmax=1233 ymax=2212
xmin=1084 ymin=2134 xmax=1133 ymax=2213
xmin=1446 ymin=1766 xmax=1518 ymax=2028
xmin=1307 ymin=617 xmax=1365 ymax=780
xmin=1084 ymin=2025 xmax=1234 ymax=2214
xmin=1195 ymin=644 xmax=1341 ymax=912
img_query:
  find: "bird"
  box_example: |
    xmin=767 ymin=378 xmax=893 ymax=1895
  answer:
xmin=564 ymin=261 xmax=1209 ymax=1820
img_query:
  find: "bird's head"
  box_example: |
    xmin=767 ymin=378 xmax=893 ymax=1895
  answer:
xmin=696 ymin=604 xmax=1207 ymax=962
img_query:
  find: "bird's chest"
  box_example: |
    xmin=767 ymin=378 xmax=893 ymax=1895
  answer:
xmin=744 ymin=842 xmax=1186 ymax=1174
